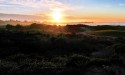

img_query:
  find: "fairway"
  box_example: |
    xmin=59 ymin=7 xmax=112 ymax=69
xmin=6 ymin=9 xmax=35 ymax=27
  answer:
xmin=87 ymin=30 xmax=125 ymax=37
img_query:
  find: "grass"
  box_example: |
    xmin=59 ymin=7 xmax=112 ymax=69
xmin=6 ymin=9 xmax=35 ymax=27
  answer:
xmin=87 ymin=30 xmax=125 ymax=37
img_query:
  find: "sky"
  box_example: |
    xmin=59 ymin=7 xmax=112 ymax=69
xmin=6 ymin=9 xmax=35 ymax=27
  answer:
xmin=0 ymin=0 xmax=125 ymax=23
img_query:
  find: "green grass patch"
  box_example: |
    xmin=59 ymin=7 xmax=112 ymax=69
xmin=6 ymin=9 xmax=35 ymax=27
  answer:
xmin=87 ymin=30 xmax=125 ymax=37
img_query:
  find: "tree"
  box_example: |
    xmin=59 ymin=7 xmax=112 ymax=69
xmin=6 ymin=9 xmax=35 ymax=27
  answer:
xmin=6 ymin=24 xmax=14 ymax=30
xmin=15 ymin=24 xmax=23 ymax=29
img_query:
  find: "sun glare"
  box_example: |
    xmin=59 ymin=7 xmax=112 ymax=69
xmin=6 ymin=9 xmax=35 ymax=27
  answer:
xmin=50 ymin=8 xmax=64 ymax=23
xmin=52 ymin=12 xmax=62 ymax=22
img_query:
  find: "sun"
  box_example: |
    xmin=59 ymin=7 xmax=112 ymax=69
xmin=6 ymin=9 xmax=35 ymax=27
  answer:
xmin=52 ymin=12 xmax=62 ymax=22
xmin=50 ymin=8 xmax=64 ymax=23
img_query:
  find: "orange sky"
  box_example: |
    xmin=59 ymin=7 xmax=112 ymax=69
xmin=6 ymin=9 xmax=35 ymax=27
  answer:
xmin=0 ymin=0 xmax=125 ymax=23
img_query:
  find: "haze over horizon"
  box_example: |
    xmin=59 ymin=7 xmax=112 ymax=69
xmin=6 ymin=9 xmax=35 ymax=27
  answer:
xmin=0 ymin=0 xmax=125 ymax=23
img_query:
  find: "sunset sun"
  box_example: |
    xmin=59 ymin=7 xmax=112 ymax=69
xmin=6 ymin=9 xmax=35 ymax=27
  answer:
xmin=50 ymin=8 xmax=64 ymax=23
xmin=52 ymin=12 xmax=62 ymax=22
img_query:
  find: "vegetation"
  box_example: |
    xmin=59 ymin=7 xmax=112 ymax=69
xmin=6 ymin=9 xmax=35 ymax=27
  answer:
xmin=0 ymin=24 xmax=125 ymax=75
xmin=87 ymin=30 xmax=125 ymax=37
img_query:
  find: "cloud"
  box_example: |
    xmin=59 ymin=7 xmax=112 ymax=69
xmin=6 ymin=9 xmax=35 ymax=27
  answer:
xmin=0 ymin=0 xmax=71 ymax=10
xmin=0 ymin=13 xmax=47 ymax=21
xmin=0 ymin=4 xmax=10 ymax=7
xmin=119 ymin=3 xmax=125 ymax=6
xmin=0 ymin=0 xmax=82 ymax=21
